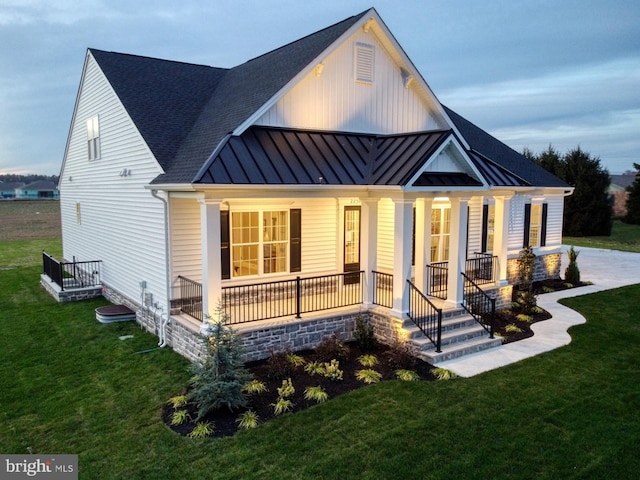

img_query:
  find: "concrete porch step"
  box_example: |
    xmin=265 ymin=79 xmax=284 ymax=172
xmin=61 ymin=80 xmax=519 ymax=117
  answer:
xmin=418 ymin=335 xmax=503 ymax=364
xmin=402 ymin=310 xmax=502 ymax=364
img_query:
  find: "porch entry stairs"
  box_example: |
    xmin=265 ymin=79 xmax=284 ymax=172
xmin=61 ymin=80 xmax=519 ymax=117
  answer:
xmin=403 ymin=307 xmax=502 ymax=364
xmin=405 ymin=274 xmax=502 ymax=364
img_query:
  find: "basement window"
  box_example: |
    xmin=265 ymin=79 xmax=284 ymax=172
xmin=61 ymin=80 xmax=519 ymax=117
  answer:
xmin=354 ymin=42 xmax=374 ymax=84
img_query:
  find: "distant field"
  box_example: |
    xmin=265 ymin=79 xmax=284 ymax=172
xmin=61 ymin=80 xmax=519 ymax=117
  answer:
xmin=0 ymin=200 xmax=61 ymax=241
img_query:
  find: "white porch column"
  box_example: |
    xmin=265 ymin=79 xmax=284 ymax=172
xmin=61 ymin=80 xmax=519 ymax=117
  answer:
xmin=414 ymin=197 xmax=433 ymax=293
xmin=446 ymin=196 xmax=470 ymax=307
xmin=391 ymin=198 xmax=414 ymax=317
xmin=199 ymin=198 xmax=223 ymax=328
xmin=361 ymin=198 xmax=379 ymax=307
xmin=493 ymin=194 xmax=513 ymax=285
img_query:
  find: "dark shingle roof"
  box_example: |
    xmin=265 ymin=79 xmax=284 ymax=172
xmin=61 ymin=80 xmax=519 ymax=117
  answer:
xmin=90 ymin=49 xmax=226 ymax=172
xmin=89 ymin=9 xmax=567 ymax=191
xmin=21 ymin=180 xmax=58 ymax=191
xmin=444 ymin=106 xmax=569 ymax=188
xmin=154 ymin=10 xmax=369 ymax=184
xmin=196 ymin=126 xmax=457 ymax=186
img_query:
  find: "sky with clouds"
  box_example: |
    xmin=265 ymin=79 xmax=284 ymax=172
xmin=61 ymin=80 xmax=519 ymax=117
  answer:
xmin=1 ymin=0 xmax=638 ymax=176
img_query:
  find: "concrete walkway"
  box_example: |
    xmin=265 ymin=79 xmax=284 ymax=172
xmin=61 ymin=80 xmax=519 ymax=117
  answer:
xmin=435 ymin=246 xmax=640 ymax=377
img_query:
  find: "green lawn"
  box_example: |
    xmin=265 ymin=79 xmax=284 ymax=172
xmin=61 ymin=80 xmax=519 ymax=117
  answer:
xmin=1 ymin=248 xmax=639 ymax=478
xmin=564 ymin=220 xmax=640 ymax=253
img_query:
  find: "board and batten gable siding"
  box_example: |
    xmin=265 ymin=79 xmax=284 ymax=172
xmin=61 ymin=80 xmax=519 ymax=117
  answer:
xmin=255 ymin=28 xmax=442 ymax=134
xmin=59 ymin=52 xmax=168 ymax=308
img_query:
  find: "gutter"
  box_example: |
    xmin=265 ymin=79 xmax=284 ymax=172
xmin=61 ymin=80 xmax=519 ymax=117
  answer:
xmin=151 ymin=189 xmax=171 ymax=347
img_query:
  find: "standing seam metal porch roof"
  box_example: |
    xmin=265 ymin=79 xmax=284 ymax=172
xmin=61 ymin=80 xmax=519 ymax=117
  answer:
xmin=195 ymin=126 xmax=521 ymax=188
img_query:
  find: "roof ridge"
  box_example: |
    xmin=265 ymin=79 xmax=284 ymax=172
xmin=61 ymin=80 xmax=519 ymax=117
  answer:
xmin=89 ymin=48 xmax=224 ymax=70
xmin=238 ymin=9 xmax=372 ymax=67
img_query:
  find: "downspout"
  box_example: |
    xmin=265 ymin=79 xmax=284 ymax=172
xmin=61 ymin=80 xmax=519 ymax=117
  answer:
xmin=151 ymin=189 xmax=171 ymax=347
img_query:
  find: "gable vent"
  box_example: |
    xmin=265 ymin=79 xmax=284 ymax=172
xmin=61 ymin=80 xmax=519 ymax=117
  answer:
xmin=354 ymin=42 xmax=374 ymax=84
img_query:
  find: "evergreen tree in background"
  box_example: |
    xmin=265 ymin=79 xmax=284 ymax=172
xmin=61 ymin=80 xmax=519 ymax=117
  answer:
xmin=527 ymin=145 xmax=612 ymax=236
xmin=624 ymin=163 xmax=640 ymax=225
xmin=562 ymin=147 xmax=612 ymax=236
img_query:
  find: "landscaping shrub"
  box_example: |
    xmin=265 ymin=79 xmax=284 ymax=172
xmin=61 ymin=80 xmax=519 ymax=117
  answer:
xmin=564 ymin=246 xmax=581 ymax=285
xmin=188 ymin=306 xmax=252 ymax=420
xmin=353 ymin=314 xmax=377 ymax=351
xmin=315 ymin=334 xmax=350 ymax=361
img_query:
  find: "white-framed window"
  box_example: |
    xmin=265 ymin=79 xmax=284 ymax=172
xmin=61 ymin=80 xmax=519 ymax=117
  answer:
xmin=86 ymin=115 xmax=100 ymax=160
xmin=483 ymin=204 xmax=496 ymax=253
xmin=524 ymin=202 xmax=548 ymax=248
xmin=231 ymin=210 xmax=288 ymax=277
xmin=354 ymin=42 xmax=374 ymax=84
xmin=430 ymin=206 xmax=451 ymax=263
xmin=529 ymin=204 xmax=542 ymax=247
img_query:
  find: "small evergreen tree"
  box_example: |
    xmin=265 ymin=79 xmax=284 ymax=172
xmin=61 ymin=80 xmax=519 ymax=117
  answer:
xmin=564 ymin=246 xmax=581 ymax=285
xmin=188 ymin=303 xmax=252 ymax=420
xmin=624 ymin=163 xmax=640 ymax=225
xmin=516 ymin=246 xmax=537 ymax=313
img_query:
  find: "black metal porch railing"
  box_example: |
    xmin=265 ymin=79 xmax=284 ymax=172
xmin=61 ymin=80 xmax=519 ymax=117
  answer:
xmin=177 ymin=271 xmax=365 ymax=325
xmin=177 ymin=275 xmax=203 ymax=322
xmin=42 ymin=251 xmax=102 ymax=291
xmin=372 ymin=270 xmax=393 ymax=308
xmin=426 ymin=261 xmax=448 ymax=299
xmin=407 ymin=280 xmax=443 ymax=352
xmin=465 ymin=253 xmax=498 ymax=286
xmin=461 ymin=272 xmax=495 ymax=338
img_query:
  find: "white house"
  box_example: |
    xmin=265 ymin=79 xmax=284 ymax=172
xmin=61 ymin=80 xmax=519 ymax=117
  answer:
xmin=57 ymin=8 xmax=571 ymax=363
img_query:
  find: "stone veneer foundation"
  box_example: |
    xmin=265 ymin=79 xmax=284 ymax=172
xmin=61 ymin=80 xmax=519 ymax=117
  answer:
xmin=44 ymin=254 xmax=561 ymax=363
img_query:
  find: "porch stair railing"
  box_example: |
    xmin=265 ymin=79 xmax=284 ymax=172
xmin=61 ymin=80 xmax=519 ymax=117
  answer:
xmin=407 ymin=280 xmax=443 ymax=352
xmin=461 ymin=272 xmax=496 ymax=338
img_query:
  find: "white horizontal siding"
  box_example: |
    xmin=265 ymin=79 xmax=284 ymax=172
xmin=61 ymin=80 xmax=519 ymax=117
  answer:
xmin=169 ymin=198 xmax=202 ymax=282
xmin=59 ymin=53 xmax=167 ymax=308
xmin=467 ymin=196 xmax=483 ymax=254
xmin=544 ymin=196 xmax=564 ymax=247
xmin=299 ymin=198 xmax=337 ymax=273
xmin=508 ymin=194 xmax=526 ymax=251
xmin=255 ymin=29 xmax=442 ymax=134
xmin=376 ymin=199 xmax=394 ymax=272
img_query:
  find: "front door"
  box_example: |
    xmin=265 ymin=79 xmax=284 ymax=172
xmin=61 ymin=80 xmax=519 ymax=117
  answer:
xmin=343 ymin=206 xmax=361 ymax=285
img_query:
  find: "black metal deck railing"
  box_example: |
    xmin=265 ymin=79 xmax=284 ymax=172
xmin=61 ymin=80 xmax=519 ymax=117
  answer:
xmin=177 ymin=271 xmax=364 ymax=325
xmin=177 ymin=275 xmax=204 ymax=322
xmin=407 ymin=280 xmax=443 ymax=352
xmin=461 ymin=272 xmax=495 ymax=338
xmin=42 ymin=251 xmax=102 ymax=291
xmin=372 ymin=270 xmax=393 ymax=308
xmin=465 ymin=253 xmax=498 ymax=286
xmin=426 ymin=261 xmax=448 ymax=299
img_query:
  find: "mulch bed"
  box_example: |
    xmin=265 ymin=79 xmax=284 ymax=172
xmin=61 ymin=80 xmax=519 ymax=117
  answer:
xmin=164 ymin=278 xmax=587 ymax=439
xmin=163 ymin=341 xmax=436 ymax=439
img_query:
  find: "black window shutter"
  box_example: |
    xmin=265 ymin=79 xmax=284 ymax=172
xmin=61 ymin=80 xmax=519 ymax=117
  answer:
xmin=523 ymin=203 xmax=531 ymax=247
xmin=540 ymin=203 xmax=548 ymax=247
xmin=481 ymin=204 xmax=489 ymax=253
xmin=290 ymin=208 xmax=301 ymax=273
xmin=220 ymin=210 xmax=230 ymax=280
